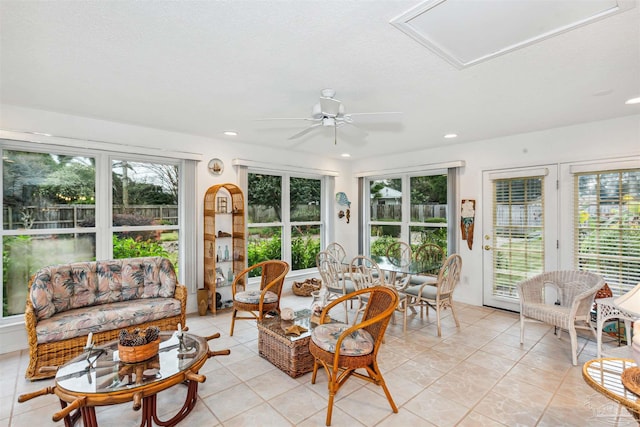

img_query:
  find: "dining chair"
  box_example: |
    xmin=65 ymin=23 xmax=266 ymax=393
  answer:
xmin=349 ymin=255 xmax=384 ymax=324
xmin=310 ymin=285 xmax=399 ymax=426
xmin=350 ymin=255 xmax=408 ymax=332
xmin=229 ymin=260 xmax=290 ymax=336
xmin=326 ymin=241 xmax=347 ymax=264
xmin=409 ymin=243 xmax=445 ymax=287
xmin=385 ymin=241 xmax=413 ymax=289
xmin=403 ymin=253 xmax=462 ymax=337
xmin=316 ymin=251 xmax=356 ymax=323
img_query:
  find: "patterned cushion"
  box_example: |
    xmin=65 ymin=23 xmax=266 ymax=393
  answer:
xmin=30 ymin=257 xmax=178 ymax=321
xmin=311 ymin=322 xmax=374 ymax=356
xmin=235 ymin=290 xmax=278 ymax=304
xmin=35 ymin=298 xmax=182 ymax=344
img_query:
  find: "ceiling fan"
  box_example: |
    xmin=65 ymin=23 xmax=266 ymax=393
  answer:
xmin=258 ymin=89 xmax=402 ymax=144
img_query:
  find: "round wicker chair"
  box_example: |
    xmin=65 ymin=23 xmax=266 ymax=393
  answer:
xmin=309 ymin=285 xmax=399 ymax=426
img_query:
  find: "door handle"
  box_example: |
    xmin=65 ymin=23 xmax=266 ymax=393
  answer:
xmin=484 ymin=245 xmax=492 ymax=251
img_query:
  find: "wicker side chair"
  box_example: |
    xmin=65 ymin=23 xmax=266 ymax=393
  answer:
xmin=326 ymin=241 xmax=347 ymax=264
xmin=349 ymin=255 xmax=385 ymax=324
xmin=309 ymin=286 xmax=399 ymax=426
xmin=517 ymin=270 xmax=605 ymax=365
xmin=403 ymin=253 xmax=462 ymax=337
xmin=229 ymin=260 xmax=289 ymax=336
xmin=316 ymin=251 xmax=356 ymax=323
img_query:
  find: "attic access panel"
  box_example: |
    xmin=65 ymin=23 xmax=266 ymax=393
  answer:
xmin=390 ymin=0 xmax=634 ymax=69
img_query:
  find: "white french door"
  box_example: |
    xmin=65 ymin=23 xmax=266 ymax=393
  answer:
xmin=482 ymin=166 xmax=559 ymax=311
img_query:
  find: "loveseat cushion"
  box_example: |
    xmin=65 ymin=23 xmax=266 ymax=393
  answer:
xmin=34 ymin=297 xmax=182 ymax=344
xmin=30 ymin=257 xmax=178 ymax=321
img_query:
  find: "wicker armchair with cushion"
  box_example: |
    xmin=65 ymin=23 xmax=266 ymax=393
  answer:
xmin=229 ymin=260 xmax=289 ymax=336
xmin=310 ymin=285 xmax=399 ymax=426
xmin=517 ymin=270 xmax=605 ymax=365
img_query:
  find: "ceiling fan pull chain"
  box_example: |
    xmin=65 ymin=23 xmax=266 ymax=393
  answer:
xmin=334 ymin=124 xmax=337 ymax=144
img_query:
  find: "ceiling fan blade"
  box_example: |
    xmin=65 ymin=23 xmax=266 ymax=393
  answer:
xmin=288 ymin=123 xmax=323 ymax=140
xmin=344 ymin=112 xmax=403 ymax=123
xmin=255 ymin=117 xmax=319 ymax=122
xmin=338 ymin=121 xmax=369 ymax=139
xmin=319 ymin=97 xmax=342 ymax=117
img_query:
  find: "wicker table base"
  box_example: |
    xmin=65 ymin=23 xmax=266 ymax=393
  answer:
xmin=257 ymin=309 xmax=315 ymax=378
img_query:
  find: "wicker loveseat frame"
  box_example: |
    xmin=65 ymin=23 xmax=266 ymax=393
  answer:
xmin=24 ymin=256 xmax=187 ymax=380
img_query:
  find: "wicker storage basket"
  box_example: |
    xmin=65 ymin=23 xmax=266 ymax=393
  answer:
xmin=292 ymin=278 xmax=322 ymax=297
xmin=257 ymin=326 xmax=314 ymax=377
xmin=118 ymin=339 xmax=160 ymax=363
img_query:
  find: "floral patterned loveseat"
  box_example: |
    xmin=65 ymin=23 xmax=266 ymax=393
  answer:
xmin=24 ymin=256 xmax=187 ymax=380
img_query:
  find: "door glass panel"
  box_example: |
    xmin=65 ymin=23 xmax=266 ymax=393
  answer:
xmin=492 ymin=177 xmax=544 ymax=298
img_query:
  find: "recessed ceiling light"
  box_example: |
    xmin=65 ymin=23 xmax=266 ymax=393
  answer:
xmin=625 ymin=97 xmax=640 ymax=105
xmin=223 ymin=131 xmax=238 ymax=136
xmin=444 ymin=133 xmax=458 ymax=139
xmin=341 ymin=153 xmax=351 ymax=158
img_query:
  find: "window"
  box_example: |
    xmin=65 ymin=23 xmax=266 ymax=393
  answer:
xmin=368 ymin=173 xmax=449 ymax=256
xmin=1 ymin=141 xmax=187 ymax=321
xmin=575 ymin=168 xmax=640 ymax=295
xmin=248 ymin=172 xmax=322 ymax=272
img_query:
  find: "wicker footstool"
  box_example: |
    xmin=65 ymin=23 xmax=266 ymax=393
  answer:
xmin=257 ymin=309 xmax=315 ymax=378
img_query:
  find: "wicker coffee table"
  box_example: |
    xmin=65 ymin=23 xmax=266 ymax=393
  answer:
xmin=257 ymin=309 xmax=316 ymax=378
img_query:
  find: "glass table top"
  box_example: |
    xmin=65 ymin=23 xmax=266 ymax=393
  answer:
xmin=55 ymin=332 xmax=206 ymax=394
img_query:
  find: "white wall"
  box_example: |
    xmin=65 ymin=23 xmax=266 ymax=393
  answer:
xmin=350 ymin=114 xmax=640 ymax=307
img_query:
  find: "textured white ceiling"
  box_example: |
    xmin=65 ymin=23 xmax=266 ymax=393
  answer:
xmin=1 ymin=1 xmax=639 ymax=160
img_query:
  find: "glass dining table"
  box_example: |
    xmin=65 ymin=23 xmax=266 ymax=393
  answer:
xmin=369 ymin=255 xmax=441 ymax=287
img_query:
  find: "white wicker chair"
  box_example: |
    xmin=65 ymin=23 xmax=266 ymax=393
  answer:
xmin=517 ymin=270 xmax=605 ymax=365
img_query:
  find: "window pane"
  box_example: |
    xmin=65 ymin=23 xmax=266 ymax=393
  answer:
xmin=370 ymin=225 xmax=401 ymax=255
xmin=410 ymin=225 xmax=448 ymax=253
xmin=576 ymin=170 xmax=640 ymax=295
xmin=248 ymin=173 xmax=281 ymax=223
xmin=3 ymin=151 xmax=95 ymax=230
xmin=112 ymin=230 xmax=179 ymax=268
xmin=370 ymin=178 xmax=401 ymax=222
xmin=290 ymin=177 xmax=321 ymax=221
xmin=112 ymin=161 xmax=178 ymax=226
xmin=3 ymin=233 xmax=95 ymax=316
xmin=291 ymin=225 xmax=320 ymax=270
xmin=248 ymin=226 xmax=282 ymax=275
xmin=410 ymin=175 xmax=447 ymax=222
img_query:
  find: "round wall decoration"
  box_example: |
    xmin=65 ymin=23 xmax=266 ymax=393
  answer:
xmin=208 ymin=158 xmax=224 ymax=175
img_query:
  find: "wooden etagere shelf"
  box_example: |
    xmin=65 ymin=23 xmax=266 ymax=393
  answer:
xmin=203 ymin=183 xmax=246 ymax=315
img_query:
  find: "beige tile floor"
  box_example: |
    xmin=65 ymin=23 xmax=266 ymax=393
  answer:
xmin=2 ymin=288 xmax=637 ymax=427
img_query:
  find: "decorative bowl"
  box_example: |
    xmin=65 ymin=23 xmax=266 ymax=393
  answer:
xmin=118 ymin=339 xmax=160 ymax=363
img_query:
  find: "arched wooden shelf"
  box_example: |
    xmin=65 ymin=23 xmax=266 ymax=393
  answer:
xmin=203 ymin=183 xmax=245 ymax=314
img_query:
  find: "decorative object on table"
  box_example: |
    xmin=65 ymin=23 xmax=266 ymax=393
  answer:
xmin=280 ymin=307 xmax=295 ymax=321
xmin=460 ymin=199 xmax=475 ymax=250
xmin=310 ymin=287 xmax=329 ymax=323
xmin=292 ymin=277 xmax=322 ymax=296
xmin=284 ymin=324 xmax=308 ymax=336
xmin=217 ymin=230 xmax=232 ymax=237
xmin=336 ymin=191 xmax=351 ymax=223
xmin=118 ymin=326 xmax=161 ymax=363
xmin=594 ymin=283 xmax=613 ymax=311
xmin=614 ymin=283 xmax=640 ymax=366
xmin=216 ymin=196 xmax=228 ymax=213
xmin=207 ymin=158 xmax=224 ymax=175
